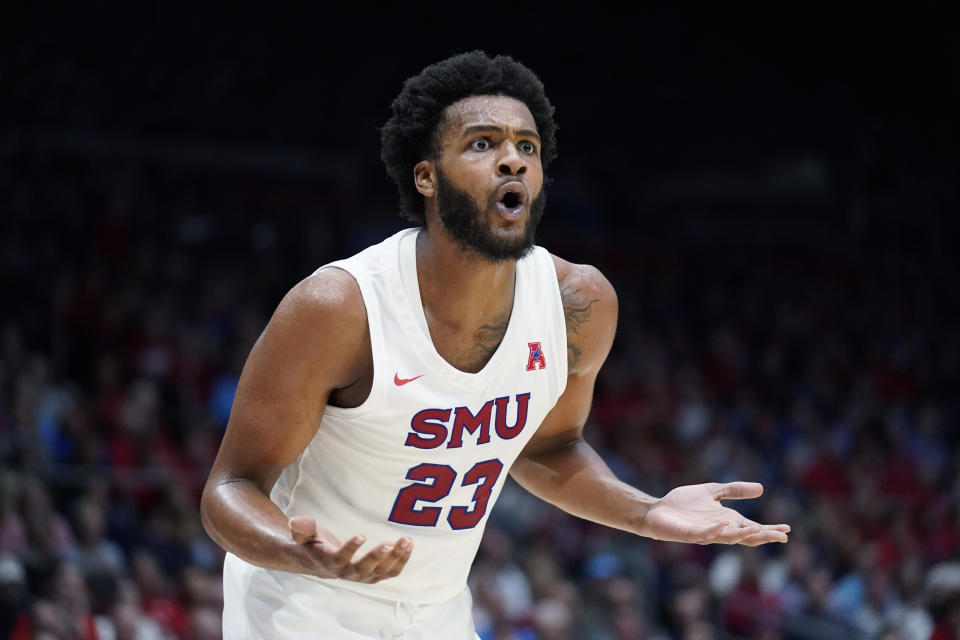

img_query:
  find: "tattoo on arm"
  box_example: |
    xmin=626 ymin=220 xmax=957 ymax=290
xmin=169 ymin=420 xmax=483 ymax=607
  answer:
xmin=560 ymin=281 xmax=600 ymax=370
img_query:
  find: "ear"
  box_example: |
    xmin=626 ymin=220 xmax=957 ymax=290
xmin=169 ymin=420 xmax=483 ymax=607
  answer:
xmin=413 ymin=161 xmax=436 ymax=198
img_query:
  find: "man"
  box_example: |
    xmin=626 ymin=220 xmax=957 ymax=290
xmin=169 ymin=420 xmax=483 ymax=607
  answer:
xmin=200 ymin=50 xmax=790 ymax=638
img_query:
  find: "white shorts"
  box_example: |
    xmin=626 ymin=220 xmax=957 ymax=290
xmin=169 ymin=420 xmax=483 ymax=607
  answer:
xmin=222 ymin=553 xmax=480 ymax=639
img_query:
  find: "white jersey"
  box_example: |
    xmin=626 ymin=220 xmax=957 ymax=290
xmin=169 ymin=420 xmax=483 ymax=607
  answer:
xmin=223 ymin=227 xmax=568 ymax=609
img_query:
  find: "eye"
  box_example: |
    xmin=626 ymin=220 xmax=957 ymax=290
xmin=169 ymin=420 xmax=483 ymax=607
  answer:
xmin=469 ymin=138 xmax=492 ymax=151
xmin=519 ymin=141 xmax=537 ymax=155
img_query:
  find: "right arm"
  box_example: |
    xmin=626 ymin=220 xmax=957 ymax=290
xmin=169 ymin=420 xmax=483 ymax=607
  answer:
xmin=199 ymin=267 xmax=412 ymax=582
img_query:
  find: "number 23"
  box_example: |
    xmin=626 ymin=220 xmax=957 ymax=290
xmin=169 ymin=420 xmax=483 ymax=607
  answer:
xmin=388 ymin=459 xmax=503 ymax=530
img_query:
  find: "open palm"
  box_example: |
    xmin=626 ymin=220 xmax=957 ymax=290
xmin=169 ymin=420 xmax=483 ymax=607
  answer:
xmin=642 ymin=482 xmax=790 ymax=546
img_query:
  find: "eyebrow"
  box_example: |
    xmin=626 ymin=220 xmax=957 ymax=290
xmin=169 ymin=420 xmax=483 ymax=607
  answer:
xmin=461 ymin=125 xmax=541 ymax=143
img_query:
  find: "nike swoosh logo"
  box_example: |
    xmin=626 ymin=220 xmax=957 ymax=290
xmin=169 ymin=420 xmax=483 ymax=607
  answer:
xmin=394 ymin=373 xmax=424 ymax=386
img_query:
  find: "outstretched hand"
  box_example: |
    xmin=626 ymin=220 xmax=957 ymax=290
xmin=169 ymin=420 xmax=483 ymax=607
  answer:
xmin=641 ymin=482 xmax=789 ymax=546
xmin=288 ymin=515 xmax=413 ymax=583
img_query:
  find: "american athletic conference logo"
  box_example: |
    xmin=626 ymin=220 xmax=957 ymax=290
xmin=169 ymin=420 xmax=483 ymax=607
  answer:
xmin=526 ymin=342 xmax=546 ymax=371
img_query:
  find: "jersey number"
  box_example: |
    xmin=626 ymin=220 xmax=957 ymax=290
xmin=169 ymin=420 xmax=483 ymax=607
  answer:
xmin=388 ymin=459 xmax=503 ymax=529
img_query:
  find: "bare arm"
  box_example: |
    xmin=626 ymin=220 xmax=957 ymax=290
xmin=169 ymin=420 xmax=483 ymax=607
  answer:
xmin=510 ymin=257 xmax=790 ymax=545
xmin=199 ymin=268 xmax=412 ymax=581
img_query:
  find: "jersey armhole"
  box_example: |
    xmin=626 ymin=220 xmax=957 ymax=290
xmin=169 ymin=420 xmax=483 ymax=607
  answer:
xmin=540 ymin=247 xmax=569 ymax=393
xmin=318 ymin=263 xmax=386 ymax=418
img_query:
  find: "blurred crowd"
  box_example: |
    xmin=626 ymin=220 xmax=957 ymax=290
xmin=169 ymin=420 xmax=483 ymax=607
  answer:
xmin=1 ymin=140 xmax=957 ymax=640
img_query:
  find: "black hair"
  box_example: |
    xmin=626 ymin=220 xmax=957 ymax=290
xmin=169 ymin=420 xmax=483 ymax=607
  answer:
xmin=380 ymin=50 xmax=558 ymax=224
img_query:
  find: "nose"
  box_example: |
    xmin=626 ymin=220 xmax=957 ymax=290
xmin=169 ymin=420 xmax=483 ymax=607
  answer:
xmin=497 ymin=142 xmax=527 ymax=176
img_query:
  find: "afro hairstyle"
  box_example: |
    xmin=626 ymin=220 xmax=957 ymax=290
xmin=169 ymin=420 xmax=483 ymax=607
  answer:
xmin=380 ymin=50 xmax=558 ymax=224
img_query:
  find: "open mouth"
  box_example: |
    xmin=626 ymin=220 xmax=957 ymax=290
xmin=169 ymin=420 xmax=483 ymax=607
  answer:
xmin=495 ymin=183 xmax=526 ymax=219
xmin=501 ymin=191 xmax=522 ymax=209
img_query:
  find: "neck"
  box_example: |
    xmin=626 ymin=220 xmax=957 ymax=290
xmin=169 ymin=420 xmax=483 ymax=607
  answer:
xmin=415 ymin=224 xmax=517 ymax=330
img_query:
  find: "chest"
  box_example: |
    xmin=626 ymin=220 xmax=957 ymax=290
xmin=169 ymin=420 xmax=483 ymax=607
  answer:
xmin=426 ymin=328 xmax=504 ymax=374
xmin=424 ymin=309 xmax=512 ymax=374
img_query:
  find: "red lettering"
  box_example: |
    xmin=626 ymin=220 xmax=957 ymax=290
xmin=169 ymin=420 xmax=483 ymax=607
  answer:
xmin=447 ymin=459 xmax=504 ymax=529
xmin=526 ymin=342 xmax=546 ymax=371
xmin=405 ymin=408 xmax=451 ymax=449
xmin=388 ymin=464 xmax=457 ymax=527
xmin=447 ymin=401 xmax=494 ymax=449
xmin=494 ymin=393 xmax=530 ymax=440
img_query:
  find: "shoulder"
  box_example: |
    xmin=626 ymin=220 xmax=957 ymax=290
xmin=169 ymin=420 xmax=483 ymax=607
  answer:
xmin=274 ymin=266 xmax=366 ymax=331
xmin=549 ymin=254 xmax=618 ymax=375
xmin=549 ymin=254 xmax=617 ymax=306
xmin=285 ymin=266 xmax=365 ymax=311
xmin=262 ymin=266 xmax=370 ymax=388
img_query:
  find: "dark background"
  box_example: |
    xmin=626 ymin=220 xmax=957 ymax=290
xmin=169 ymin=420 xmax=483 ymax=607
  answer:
xmin=1 ymin=6 xmax=958 ymax=640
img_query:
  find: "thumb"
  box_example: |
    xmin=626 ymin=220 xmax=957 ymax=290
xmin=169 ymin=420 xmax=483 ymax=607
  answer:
xmin=288 ymin=515 xmax=318 ymax=545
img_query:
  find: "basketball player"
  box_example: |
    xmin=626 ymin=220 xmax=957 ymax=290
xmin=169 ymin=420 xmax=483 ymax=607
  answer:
xmin=200 ymin=51 xmax=790 ymax=638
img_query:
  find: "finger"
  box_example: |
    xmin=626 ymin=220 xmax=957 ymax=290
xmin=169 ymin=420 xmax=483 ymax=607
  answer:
xmin=737 ymin=528 xmax=790 ymax=546
xmin=711 ymin=482 xmax=764 ymax=501
xmin=709 ymin=523 xmax=763 ymax=545
xmin=352 ymin=543 xmax=393 ymax=576
xmin=332 ymin=535 xmax=366 ymax=568
xmin=371 ymin=537 xmax=414 ymax=578
xmin=288 ymin=516 xmax=318 ymax=545
xmin=355 ymin=537 xmax=414 ymax=579
xmin=732 ymin=520 xmax=791 ymax=535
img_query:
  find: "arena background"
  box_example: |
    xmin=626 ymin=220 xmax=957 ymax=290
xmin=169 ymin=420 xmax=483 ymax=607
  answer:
xmin=1 ymin=6 xmax=957 ymax=639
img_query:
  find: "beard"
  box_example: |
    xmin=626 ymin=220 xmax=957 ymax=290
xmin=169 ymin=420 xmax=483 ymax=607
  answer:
xmin=435 ymin=168 xmax=546 ymax=263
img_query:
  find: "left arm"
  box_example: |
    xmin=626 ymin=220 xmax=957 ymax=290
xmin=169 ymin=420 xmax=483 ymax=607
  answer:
xmin=509 ymin=257 xmax=789 ymax=546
